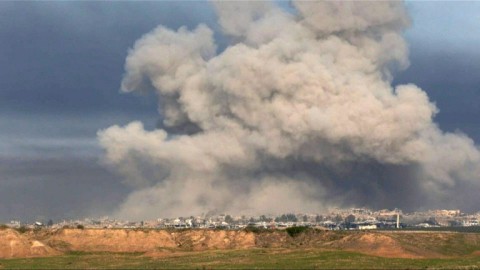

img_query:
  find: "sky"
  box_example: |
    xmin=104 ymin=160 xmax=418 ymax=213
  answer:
xmin=0 ymin=1 xmax=479 ymax=222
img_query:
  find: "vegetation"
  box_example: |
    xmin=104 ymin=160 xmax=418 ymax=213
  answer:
xmin=391 ymin=231 xmax=480 ymax=257
xmin=274 ymin=213 xmax=298 ymax=222
xmin=33 ymin=228 xmax=42 ymax=233
xmin=397 ymin=226 xmax=480 ymax=233
xmin=224 ymin=215 xmax=234 ymax=224
xmin=244 ymin=226 xmax=272 ymax=234
xmin=1 ymin=249 xmax=480 ymax=269
xmin=0 ymin=224 xmax=8 ymax=230
xmin=285 ymin=226 xmax=309 ymax=237
xmin=14 ymin=226 xmax=29 ymax=234
xmin=76 ymin=225 xmax=84 ymax=230
xmin=2 ymin=228 xmax=480 ymax=269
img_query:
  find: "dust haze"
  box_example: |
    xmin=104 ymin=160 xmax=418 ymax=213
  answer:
xmin=98 ymin=1 xmax=480 ymax=220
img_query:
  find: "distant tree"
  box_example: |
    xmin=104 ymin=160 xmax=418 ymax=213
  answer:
xmin=426 ymin=217 xmax=438 ymax=225
xmin=345 ymin=214 xmax=356 ymax=223
xmin=16 ymin=226 xmax=28 ymax=234
xmin=286 ymin=226 xmax=309 ymax=237
xmin=260 ymin=215 xmax=267 ymax=221
xmin=334 ymin=215 xmax=343 ymax=223
xmin=47 ymin=219 xmax=53 ymax=227
xmin=76 ymin=224 xmax=84 ymax=230
xmin=276 ymin=214 xmax=298 ymax=223
xmin=303 ymin=215 xmax=308 ymax=222
xmin=286 ymin=214 xmax=298 ymax=222
xmin=315 ymin=215 xmax=323 ymax=222
xmin=225 ymin=215 xmax=234 ymax=224
xmin=249 ymin=217 xmax=255 ymax=223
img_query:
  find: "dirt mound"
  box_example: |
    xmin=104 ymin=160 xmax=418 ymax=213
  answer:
xmin=174 ymin=230 xmax=256 ymax=250
xmin=0 ymin=229 xmax=59 ymax=258
xmin=252 ymin=229 xmax=421 ymax=258
xmin=472 ymin=250 xmax=480 ymax=256
xmin=48 ymin=229 xmax=176 ymax=252
xmin=326 ymin=232 xmax=418 ymax=258
xmin=2 ymin=228 xmax=480 ymax=260
xmin=49 ymin=229 xmax=256 ymax=253
xmin=255 ymin=231 xmax=288 ymax=248
xmin=30 ymin=240 xmax=59 ymax=257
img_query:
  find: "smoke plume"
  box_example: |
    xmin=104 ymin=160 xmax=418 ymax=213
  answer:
xmin=98 ymin=1 xmax=480 ymax=220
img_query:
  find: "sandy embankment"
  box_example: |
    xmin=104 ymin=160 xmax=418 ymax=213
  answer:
xmin=0 ymin=228 xmax=257 ymax=258
xmin=0 ymin=229 xmax=59 ymax=259
xmin=1 ymin=228 xmax=480 ymax=259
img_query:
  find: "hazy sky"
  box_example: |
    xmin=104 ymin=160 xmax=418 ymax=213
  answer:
xmin=0 ymin=1 xmax=479 ymax=222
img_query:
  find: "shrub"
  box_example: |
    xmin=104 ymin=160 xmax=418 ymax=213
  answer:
xmin=244 ymin=226 xmax=264 ymax=234
xmin=15 ymin=226 xmax=29 ymax=234
xmin=0 ymin=224 xmax=8 ymax=230
xmin=286 ymin=226 xmax=309 ymax=237
xmin=76 ymin=224 xmax=85 ymax=230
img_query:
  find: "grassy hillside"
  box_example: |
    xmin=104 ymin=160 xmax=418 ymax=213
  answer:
xmin=1 ymin=228 xmax=480 ymax=269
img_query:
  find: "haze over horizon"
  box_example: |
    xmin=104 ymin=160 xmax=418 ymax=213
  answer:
xmin=1 ymin=1 xmax=480 ymax=222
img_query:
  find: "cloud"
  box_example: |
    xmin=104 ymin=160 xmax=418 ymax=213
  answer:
xmin=0 ymin=156 xmax=130 ymax=222
xmin=0 ymin=1 xmax=215 ymax=114
xmin=0 ymin=113 xmax=151 ymax=222
xmin=98 ymin=1 xmax=480 ymax=220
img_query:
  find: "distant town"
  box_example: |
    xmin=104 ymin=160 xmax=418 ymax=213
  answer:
xmin=4 ymin=208 xmax=480 ymax=231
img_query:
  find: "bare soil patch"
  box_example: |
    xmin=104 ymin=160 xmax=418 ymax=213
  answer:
xmin=0 ymin=229 xmax=59 ymax=258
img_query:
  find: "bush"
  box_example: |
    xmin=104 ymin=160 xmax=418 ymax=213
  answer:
xmin=76 ymin=224 xmax=85 ymax=230
xmin=15 ymin=226 xmax=29 ymax=234
xmin=286 ymin=226 xmax=309 ymax=237
xmin=244 ymin=226 xmax=267 ymax=234
xmin=0 ymin=224 xmax=8 ymax=230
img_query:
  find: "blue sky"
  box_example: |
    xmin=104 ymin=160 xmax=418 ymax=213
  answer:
xmin=398 ymin=1 xmax=480 ymax=140
xmin=0 ymin=1 xmax=479 ymax=221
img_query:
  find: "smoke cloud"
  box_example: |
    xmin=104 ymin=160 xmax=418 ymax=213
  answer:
xmin=98 ymin=1 xmax=480 ymax=220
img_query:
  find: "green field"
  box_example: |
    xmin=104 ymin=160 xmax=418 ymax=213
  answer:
xmin=1 ymin=249 xmax=479 ymax=269
xmin=385 ymin=226 xmax=480 ymax=233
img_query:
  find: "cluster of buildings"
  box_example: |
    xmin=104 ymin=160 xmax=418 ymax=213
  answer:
xmin=4 ymin=208 xmax=480 ymax=231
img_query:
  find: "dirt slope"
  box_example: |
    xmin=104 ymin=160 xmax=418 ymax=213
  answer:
xmin=326 ymin=232 xmax=416 ymax=258
xmin=2 ymin=228 xmax=480 ymax=259
xmin=47 ymin=229 xmax=176 ymax=252
xmin=0 ymin=229 xmax=59 ymax=258
xmin=173 ymin=229 xmax=255 ymax=250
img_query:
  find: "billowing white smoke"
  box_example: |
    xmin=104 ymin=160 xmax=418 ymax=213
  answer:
xmin=98 ymin=1 xmax=480 ymax=220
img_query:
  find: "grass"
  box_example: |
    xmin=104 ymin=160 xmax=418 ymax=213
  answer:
xmin=0 ymin=252 xmax=151 ymax=269
xmin=1 ymin=249 xmax=479 ymax=269
xmin=384 ymin=226 xmax=480 ymax=233
xmin=390 ymin=231 xmax=480 ymax=257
